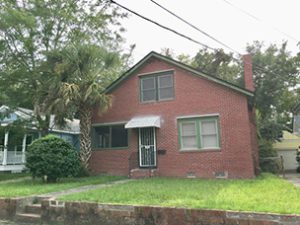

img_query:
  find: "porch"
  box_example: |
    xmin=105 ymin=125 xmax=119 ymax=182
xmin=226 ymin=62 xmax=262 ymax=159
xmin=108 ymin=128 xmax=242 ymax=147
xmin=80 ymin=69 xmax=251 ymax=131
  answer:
xmin=0 ymin=131 xmax=27 ymax=172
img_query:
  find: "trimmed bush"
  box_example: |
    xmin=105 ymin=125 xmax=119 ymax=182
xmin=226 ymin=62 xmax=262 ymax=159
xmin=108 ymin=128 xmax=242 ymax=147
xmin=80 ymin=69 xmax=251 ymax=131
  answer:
xmin=259 ymin=139 xmax=280 ymax=174
xmin=26 ymin=135 xmax=81 ymax=182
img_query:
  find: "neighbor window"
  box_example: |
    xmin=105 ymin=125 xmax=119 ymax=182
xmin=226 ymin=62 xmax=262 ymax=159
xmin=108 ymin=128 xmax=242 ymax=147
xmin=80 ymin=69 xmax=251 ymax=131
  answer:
xmin=178 ymin=116 xmax=220 ymax=150
xmin=93 ymin=124 xmax=128 ymax=149
xmin=140 ymin=71 xmax=174 ymax=102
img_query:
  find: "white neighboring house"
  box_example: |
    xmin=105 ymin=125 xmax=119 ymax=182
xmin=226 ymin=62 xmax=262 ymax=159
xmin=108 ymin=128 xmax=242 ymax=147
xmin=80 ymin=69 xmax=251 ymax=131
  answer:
xmin=0 ymin=105 xmax=80 ymax=172
xmin=274 ymin=111 xmax=300 ymax=172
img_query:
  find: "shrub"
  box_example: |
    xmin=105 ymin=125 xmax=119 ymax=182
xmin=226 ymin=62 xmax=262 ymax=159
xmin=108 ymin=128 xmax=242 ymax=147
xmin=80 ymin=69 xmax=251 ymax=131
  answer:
xmin=259 ymin=158 xmax=281 ymax=174
xmin=26 ymin=135 xmax=81 ymax=182
xmin=259 ymin=139 xmax=280 ymax=174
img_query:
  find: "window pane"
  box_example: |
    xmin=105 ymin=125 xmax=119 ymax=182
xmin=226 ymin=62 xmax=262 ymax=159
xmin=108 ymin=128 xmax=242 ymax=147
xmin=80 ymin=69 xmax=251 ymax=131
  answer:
xmin=182 ymin=136 xmax=197 ymax=148
xmin=142 ymin=89 xmax=156 ymax=102
xmin=94 ymin=126 xmax=110 ymax=148
xmin=202 ymin=134 xmax=218 ymax=148
xmin=158 ymin=75 xmax=174 ymax=100
xmin=201 ymin=121 xmax=216 ymax=135
xmin=182 ymin=123 xmax=196 ymax=136
xmin=181 ymin=122 xmax=197 ymax=149
xmin=159 ymin=87 xmax=173 ymax=100
xmin=141 ymin=77 xmax=155 ymax=90
xmin=111 ymin=125 xmax=128 ymax=148
xmin=158 ymin=75 xmax=173 ymax=88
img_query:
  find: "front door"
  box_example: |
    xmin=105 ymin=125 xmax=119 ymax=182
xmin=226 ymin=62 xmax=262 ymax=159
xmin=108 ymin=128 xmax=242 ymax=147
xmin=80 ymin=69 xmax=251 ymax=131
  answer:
xmin=139 ymin=127 xmax=156 ymax=167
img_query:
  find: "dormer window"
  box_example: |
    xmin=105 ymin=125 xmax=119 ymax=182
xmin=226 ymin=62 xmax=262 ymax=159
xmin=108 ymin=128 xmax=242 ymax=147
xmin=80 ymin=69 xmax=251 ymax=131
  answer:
xmin=140 ymin=71 xmax=174 ymax=103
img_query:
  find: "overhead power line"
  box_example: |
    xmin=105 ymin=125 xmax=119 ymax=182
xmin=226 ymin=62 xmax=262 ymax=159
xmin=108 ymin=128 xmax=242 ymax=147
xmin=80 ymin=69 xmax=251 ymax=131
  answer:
xmin=221 ymin=0 xmax=299 ymax=43
xmin=149 ymin=0 xmax=288 ymax=79
xmin=150 ymin=0 xmax=241 ymax=55
xmin=110 ymin=0 xmax=285 ymax=81
xmin=110 ymin=0 xmax=215 ymax=51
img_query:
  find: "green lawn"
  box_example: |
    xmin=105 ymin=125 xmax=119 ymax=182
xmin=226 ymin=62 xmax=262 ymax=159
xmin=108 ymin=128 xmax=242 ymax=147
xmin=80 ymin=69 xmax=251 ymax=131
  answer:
xmin=59 ymin=173 xmax=300 ymax=214
xmin=0 ymin=172 xmax=30 ymax=182
xmin=0 ymin=175 xmax=125 ymax=197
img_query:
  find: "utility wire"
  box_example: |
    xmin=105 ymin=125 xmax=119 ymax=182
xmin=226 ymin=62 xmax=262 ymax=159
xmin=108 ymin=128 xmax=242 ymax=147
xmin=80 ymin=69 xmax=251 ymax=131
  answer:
xmin=221 ymin=0 xmax=299 ymax=43
xmin=149 ymin=0 xmax=288 ymax=79
xmin=110 ymin=0 xmax=284 ymax=81
xmin=150 ymin=0 xmax=241 ymax=55
xmin=110 ymin=0 xmax=215 ymax=51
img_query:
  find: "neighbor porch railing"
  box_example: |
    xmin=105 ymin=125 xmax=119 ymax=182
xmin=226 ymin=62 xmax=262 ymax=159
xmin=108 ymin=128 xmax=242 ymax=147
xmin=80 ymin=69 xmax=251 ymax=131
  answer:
xmin=0 ymin=145 xmax=26 ymax=165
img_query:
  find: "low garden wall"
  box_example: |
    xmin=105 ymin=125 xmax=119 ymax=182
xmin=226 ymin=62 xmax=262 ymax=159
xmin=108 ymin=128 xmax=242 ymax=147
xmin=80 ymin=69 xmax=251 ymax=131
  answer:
xmin=1 ymin=198 xmax=300 ymax=225
xmin=0 ymin=197 xmax=34 ymax=220
xmin=0 ymin=198 xmax=18 ymax=219
xmin=41 ymin=200 xmax=300 ymax=225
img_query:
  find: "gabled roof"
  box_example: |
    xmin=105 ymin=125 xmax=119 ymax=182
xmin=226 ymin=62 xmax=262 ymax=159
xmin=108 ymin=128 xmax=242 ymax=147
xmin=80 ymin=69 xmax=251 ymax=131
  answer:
xmin=0 ymin=105 xmax=32 ymax=120
xmin=0 ymin=105 xmax=80 ymax=134
xmin=105 ymin=51 xmax=254 ymax=97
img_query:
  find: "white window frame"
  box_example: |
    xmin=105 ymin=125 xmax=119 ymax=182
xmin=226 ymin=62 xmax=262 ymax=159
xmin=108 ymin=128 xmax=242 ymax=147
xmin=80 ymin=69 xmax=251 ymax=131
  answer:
xmin=178 ymin=116 xmax=220 ymax=151
xmin=157 ymin=74 xmax=174 ymax=101
xmin=199 ymin=119 xmax=219 ymax=149
xmin=140 ymin=71 xmax=174 ymax=103
xmin=140 ymin=76 xmax=156 ymax=103
xmin=180 ymin=121 xmax=198 ymax=150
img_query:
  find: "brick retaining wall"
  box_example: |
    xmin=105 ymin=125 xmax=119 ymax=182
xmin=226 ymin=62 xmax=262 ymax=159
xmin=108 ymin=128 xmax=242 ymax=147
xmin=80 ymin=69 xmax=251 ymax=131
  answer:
xmin=1 ymin=198 xmax=299 ymax=225
xmin=0 ymin=197 xmax=36 ymax=220
xmin=41 ymin=200 xmax=300 ymax=225
xmin=0 ymin=198 xmax=17 ymax=220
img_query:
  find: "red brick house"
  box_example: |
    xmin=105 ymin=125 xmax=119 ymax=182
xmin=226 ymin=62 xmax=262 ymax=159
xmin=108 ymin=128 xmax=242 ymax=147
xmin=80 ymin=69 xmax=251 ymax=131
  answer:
xmin=90 ymin=52 xmax=259 ymax=179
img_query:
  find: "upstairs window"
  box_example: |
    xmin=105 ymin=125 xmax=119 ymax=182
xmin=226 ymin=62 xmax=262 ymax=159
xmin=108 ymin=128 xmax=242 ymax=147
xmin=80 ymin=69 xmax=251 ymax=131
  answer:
xmin=140 ymin=71 xmax=174 ymax=102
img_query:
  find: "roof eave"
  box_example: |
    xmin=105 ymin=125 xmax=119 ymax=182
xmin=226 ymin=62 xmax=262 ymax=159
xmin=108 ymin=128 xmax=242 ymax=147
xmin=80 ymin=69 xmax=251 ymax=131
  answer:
xmin=104 ymin=51 xmax=254 ymax=98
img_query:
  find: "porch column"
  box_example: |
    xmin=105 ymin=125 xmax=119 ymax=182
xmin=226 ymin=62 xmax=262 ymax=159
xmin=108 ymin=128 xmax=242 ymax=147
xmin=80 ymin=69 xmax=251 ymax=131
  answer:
xmin=22 ymin=134 xmax=27 ymax=163
xmin=3 ymin=131 xmax=9 ymax=165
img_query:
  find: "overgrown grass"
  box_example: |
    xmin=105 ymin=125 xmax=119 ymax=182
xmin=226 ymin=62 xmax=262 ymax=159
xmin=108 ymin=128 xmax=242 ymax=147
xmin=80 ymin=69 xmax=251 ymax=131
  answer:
xmin=0 ymin=175 xmax=125 ymax=197
xmin=0 ymin=172 xmax=29 ymax=181
xmin=59 ymin=173 xmax=300 ymax=214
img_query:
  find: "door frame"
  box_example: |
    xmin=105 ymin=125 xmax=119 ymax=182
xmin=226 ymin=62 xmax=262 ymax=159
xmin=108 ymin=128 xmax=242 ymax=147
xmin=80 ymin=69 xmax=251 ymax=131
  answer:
xmin=138 ymin=127 xmax=157 ymax=168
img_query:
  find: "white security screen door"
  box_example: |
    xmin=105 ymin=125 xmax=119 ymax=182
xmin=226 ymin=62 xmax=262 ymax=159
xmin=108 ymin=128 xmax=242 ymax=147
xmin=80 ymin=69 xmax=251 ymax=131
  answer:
xmin=139 ymin=127 xmax=156 ymax=167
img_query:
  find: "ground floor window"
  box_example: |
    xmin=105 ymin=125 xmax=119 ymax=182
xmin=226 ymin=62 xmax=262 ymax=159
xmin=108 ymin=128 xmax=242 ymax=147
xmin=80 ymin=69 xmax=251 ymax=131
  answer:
xmin=93 ymin=124 xmax=128 ymax=149
xmin=178 ymin=116 xmax=220 ymax=150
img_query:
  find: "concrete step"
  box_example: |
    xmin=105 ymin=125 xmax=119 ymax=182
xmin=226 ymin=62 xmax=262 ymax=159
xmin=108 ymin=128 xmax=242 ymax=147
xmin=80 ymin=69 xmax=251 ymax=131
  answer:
xmin=25 ymin=204 xmax=41 ymax=214
xmin=130 ymin=168 xmax=159 ymax=178
xmin=15 ymin=213 xmax=41 ymax=224
xmin=33 ymin=196 xmax=50 ymax=203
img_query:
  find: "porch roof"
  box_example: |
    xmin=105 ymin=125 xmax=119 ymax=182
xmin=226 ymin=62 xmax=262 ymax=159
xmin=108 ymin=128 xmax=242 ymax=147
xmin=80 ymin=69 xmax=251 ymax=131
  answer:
xmin=125 ymin=116 xmax=161 ymax=129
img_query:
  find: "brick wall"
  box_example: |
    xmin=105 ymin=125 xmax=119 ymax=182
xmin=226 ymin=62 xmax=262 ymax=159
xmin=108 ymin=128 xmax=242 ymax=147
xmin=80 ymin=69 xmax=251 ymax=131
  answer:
xmin=41 ymin=200 xmax=300 ymax=225
xmin=0 ymin=198 xmax=17 ymax=219
xmin=90 ymin=57 xmax=257 ymax=178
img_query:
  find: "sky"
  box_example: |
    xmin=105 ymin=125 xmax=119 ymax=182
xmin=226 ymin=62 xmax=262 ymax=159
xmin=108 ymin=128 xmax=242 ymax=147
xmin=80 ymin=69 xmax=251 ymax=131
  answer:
xmin=115 ymin=0 xmax=300 ymax=63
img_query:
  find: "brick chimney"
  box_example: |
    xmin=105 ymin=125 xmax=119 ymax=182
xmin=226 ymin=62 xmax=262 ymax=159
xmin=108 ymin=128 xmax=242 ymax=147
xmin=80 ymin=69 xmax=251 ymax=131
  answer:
xmin=243 ymin=54 xmax=254 ymax=92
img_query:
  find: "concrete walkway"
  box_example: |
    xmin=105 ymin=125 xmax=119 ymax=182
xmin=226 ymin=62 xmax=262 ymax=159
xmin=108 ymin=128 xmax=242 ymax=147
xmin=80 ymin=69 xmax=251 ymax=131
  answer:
xmin=0 ymin=220 xmax=27 ymax=225
xmin=38 ymin=179 xmax=133 ymax=199
xmin=284 ymin=173 xmax=300 ymax=188
xmin=0 ymin=177 xmax=31 ymax=184
xmin=0 ymin=220 xmax=37 ymax=225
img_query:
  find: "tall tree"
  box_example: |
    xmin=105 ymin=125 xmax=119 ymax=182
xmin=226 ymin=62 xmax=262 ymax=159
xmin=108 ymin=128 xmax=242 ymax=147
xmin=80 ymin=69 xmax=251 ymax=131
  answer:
xmin=247 ymin=41 xmax=299 ymax=123
xmin=45 ymin=44 xmax=121 ymax=168
xmin=191 ymin=48 xmax=242 ymax=84
xmin=0 ymin=0 xmax=127 ymax=134
xmin=161 ymin=48 xmax=242 ymax=84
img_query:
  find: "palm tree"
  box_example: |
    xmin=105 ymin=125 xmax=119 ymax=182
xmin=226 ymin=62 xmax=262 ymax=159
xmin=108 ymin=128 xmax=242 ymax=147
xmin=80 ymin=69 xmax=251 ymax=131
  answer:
xmin=45 ymin=44 xmax=121 ymax=169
